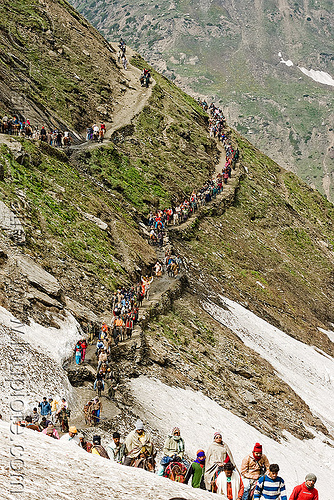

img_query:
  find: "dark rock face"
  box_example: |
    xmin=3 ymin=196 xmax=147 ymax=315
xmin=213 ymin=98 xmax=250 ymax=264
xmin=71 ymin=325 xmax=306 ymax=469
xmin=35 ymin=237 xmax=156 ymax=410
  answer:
xmin=67 ymin=365 xmax=96 ymax=386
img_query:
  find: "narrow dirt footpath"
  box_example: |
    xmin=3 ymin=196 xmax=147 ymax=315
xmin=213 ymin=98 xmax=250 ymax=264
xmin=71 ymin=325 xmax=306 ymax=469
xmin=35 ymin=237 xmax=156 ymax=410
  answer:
xmin=69 ymin=102 xmax=243 ymax=429
xmin=70 ymin=45 xmax=155 ymax=151
xmin=105 ymin=44 xmax=154 ymax=139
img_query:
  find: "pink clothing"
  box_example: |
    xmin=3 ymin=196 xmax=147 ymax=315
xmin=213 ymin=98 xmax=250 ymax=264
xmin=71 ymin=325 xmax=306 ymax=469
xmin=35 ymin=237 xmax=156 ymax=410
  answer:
xmin=42 ymin=427 xmax=59 ymax=439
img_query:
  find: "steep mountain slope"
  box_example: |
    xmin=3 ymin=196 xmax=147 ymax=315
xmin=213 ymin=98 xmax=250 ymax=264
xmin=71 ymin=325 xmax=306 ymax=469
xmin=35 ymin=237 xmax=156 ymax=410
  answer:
xmin=0 ymin=1 xmax=333 ymax=497
xmin=0 ymin=0 xmax=125 ymax=135
xmin=70 ymin=0 xmax=334 ymax=200
xmin=1 ymin=55 xmax=333 ymax=441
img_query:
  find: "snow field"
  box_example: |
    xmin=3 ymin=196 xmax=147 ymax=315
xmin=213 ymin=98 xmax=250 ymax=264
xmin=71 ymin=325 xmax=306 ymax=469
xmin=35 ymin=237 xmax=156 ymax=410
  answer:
xmin=203 ymin=297 xmax=334 ymax=434
xmin=129 ymin=376 xmax=334 ymax=499
xmin=0 ymin=420 xmax=218 ymax=500
xmin=0 ymin=305 xmax=80 ymax=364
xmin=0 ymin=306 xmax=79 ymax=414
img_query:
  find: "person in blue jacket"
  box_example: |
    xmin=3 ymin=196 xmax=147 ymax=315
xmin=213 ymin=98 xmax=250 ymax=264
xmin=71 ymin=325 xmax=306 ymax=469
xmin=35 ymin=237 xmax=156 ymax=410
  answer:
xmin=38 ymin=397 xmax=51 ymax=417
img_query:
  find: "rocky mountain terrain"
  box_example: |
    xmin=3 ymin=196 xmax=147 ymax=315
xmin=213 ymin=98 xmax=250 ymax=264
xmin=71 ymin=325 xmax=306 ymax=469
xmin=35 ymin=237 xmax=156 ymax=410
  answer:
xmin=0 ymin=1 xmax=333 ymax=498
xmin=0 ymin=0 xmax=126 ymax=135
xmin=70 ymin=0 xmax=334 ymax=201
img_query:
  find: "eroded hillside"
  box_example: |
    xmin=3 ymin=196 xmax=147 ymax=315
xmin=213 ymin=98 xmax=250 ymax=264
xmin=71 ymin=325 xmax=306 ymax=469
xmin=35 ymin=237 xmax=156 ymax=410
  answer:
xmin=70 ymin=0 xmax=334 ymax=200
xmin=0 ymin=0 xmax=125 ymax=134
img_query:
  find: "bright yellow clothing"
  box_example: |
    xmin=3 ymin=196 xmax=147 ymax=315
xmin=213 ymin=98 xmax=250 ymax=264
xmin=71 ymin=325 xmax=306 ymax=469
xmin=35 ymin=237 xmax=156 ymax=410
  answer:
xmin=50 ymin=400 xmax=59 ymax=412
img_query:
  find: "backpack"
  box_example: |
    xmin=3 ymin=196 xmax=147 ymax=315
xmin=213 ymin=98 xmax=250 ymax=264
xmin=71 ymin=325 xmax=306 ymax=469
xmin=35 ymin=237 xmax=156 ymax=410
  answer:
xmin=164 ymin=461 xmax=187 ymax=482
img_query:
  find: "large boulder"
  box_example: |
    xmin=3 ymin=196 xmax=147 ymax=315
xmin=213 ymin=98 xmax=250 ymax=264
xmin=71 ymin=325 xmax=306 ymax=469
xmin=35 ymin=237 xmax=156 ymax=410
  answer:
xmin=15 ymin=255 xmax=62 ymax=297
xmin=64 ymin=296 xmax=99 ymax=324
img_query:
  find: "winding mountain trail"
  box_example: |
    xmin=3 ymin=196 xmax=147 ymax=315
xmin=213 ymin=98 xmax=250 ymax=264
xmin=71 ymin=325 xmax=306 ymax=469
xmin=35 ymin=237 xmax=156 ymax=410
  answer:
xmin=138 ymin=132 xmax=243 ymax=309
xmin=70 ymin=44 xmax=155 ymax=151
xmin=68 ymin=97 xmax=244 ymax=430
xmin=170 ymin=153 xmax=242 ymax=234
xmin=105 ymin=44 xmax=155 ymax=139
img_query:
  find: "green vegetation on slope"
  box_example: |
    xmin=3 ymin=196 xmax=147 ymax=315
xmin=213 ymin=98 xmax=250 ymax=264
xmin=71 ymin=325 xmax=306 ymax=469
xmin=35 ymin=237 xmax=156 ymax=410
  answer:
xmin=0 ymin=0 xmax=120 ymax=131
xmin=77 ymin=58 xmax=217 ymax=215
xmin=175 ymin=131 xmax=334 ymax=351
xmin=0 ymin=58 xmax=219 ymax=303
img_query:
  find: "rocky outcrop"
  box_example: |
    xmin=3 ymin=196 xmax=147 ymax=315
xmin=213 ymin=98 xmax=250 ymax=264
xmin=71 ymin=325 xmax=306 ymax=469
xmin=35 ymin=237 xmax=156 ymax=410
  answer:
xmin=26 ymin=287 xmax=64 ymax=309
xmin=0 ymin=201 xmax=25 ymax=245
xmin=15 ymin=255 xmax=62 ymax=297
xmin=64 ymin=296 xmax=100 ymax=326
xmin=67 ymin=364 xmax=96 ymax=386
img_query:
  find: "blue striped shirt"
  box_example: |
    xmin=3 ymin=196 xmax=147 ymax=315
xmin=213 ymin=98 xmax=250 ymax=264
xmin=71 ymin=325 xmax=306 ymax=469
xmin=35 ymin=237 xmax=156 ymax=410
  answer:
xmin=253 ymin=475 xmax=287 ymax=500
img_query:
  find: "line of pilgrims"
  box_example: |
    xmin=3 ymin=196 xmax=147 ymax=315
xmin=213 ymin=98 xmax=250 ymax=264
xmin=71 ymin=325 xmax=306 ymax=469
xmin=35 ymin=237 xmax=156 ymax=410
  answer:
xmin=18 ymin=414 xmax=318 ymax=500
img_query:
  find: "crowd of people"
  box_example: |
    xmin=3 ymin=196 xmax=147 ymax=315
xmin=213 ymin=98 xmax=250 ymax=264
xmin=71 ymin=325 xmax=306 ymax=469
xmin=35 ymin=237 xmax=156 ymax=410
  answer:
xmin=1 ymin=114 xmax=72 ymax=146
xmin=152 ymin=252 xmax=183 ymax=279
xmin=16 ymin=396 xmax=71 ymax=433
xmin=72 ymin=279 xmax=158 ymax=419
xmin=201 ymin=100 xmax=240 ymax=161
xmin=0 ymin=116 xmax=107 ymax=147
xmin=86 ymin=122 xmax=106 ymax=142
xmin=146 ymin=105 xmax=239 ymax=240
xmin=16 ymin=413 xmax=319 ymax=500
xmin=147 ymin=175 xmax=225 ymax=233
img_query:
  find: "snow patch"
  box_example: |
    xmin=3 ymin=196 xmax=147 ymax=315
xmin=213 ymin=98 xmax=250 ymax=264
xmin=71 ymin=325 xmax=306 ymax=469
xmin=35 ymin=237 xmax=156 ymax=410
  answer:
xmin=279 ymin=57 xmax=293 ymax=67
xmin=129 ymin=376 xmax=334 ymax=499
xmin=0 ymin=305 xmax=80 ymax=364
xmin=298 ymin=67 xmax=334 ymax=87
xmin=0 ymin=322 xmax=73 ymax=414
xmin=318 ymin=327 xmax=334 ymax=344
xmin=278 ymin=53 xmax=334 ymax=86
xmin=0 ymin=306 xmax=78 ymax=414
xmin=203 ymin=298 xmax=334 ymax=434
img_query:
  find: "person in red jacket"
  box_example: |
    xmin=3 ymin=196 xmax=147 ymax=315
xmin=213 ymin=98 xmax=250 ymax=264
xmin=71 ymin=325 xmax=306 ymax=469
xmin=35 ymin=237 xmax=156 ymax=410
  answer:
xmin=80 ymin=339 xmax=87 ymax=362
xmin=289 ymin=473 xmax=318 ymax=500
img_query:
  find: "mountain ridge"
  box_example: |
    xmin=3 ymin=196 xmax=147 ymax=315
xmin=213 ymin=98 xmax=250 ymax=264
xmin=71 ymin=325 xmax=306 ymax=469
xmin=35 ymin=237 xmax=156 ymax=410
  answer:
xmin=69 ymin=0 xmax=334 ymax=201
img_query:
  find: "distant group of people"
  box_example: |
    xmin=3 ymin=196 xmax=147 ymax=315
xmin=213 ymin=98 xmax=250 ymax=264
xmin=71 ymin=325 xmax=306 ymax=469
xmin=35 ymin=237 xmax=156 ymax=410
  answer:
xmin=146 ymin=175 xmax=225 ymax=236
xmin=145 ymin=116 xmax=239 ymax=239
xmin=199 ymin=99 xmax=240 ymax=164
xmin=15 ymin=396 xmax=70 ymax=434
xmin=86 ymin=122 xmax=106 ymax=142
xmin=140 ymin=68 xmax=151 ymax=88
xmin=97 ymin=283 xmax=144 ymax=348
xmin=71 ymin=275 xmax=162 ymax=420
xmin=152 ymin=252 xmax=182 ymax=279
xmin=1 ymin=115 xmax=72 ymax=146
xmin=117 ymin=38 xmax=128 ymax=70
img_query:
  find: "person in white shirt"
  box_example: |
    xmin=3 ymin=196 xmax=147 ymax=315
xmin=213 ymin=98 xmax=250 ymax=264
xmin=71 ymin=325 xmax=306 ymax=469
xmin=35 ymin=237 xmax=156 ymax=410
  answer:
xmin=59 ymin=426 xmax=79 ymax=445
